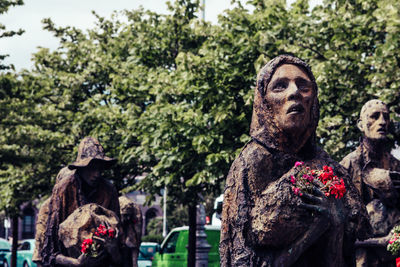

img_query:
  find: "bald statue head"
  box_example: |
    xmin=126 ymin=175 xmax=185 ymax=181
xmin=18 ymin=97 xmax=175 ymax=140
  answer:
xmin=357 ymin=99 xmax=390 ymax=141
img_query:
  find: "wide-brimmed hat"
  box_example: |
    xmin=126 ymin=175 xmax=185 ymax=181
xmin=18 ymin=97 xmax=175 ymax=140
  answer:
xmin=68 ymin=137 xmax=117 ymax=170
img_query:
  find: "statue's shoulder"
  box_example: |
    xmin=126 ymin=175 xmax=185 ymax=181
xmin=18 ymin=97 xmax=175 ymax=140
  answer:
xmin=340 ymin=147 xmax=362 ymax=169
xmin=52 ymin=170 xmax=77 ymax=192
xmin=237 ymin=140 xmax=274 ymax=165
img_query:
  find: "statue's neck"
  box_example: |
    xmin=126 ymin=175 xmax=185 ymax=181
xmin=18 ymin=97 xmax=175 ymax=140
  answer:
xmin=362 ymin=137 xmax=389 ymax=161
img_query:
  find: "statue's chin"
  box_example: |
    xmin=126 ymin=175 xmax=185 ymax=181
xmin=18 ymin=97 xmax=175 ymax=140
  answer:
xmin=366 ymin=135 xmax=388 ymax=142
xmin=279 ymin=122 xmax=309 ymax=137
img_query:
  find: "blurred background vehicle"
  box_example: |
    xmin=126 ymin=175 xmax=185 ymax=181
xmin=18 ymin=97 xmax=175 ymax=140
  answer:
xmin=211 ymin=195 xmax=223 ymax=226
xmin=138 ymin=242 xmax=158 ymax=267
xmin=0 ymin=238 xmax=11 ymax=267
xmin=3 ymin=239 xmax=36 ymax=267
xmin=152 ymin=225 xmax=220 ymax=267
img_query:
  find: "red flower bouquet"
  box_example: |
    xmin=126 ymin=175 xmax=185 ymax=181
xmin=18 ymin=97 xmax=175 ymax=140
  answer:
xmin=80 ymin=224 xmax=116 ymax=257
xmin=290 ymin=162 xmax=346 ymax=199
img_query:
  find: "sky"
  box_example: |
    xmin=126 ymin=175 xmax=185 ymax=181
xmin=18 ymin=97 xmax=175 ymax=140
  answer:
xmin=0 ymin=0 xmax=323 ymax=71
xmin=0 ymin=0 xmax=253 ymax=70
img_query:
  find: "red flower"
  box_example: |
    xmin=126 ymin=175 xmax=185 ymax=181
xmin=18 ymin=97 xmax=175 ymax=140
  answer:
xmin=108 ymin=228 xmax=115 ymax=238
xmin=290 ymin=175 xmax=296 ymax=184
xmin=95 ymin=224 xmax=107 ymax=237
xmin=293 ymin=187 xmax=302 ymax=196
xmin=295 ymin=161 xmax=304 ymax=167
xmin=318 ymin=167 xmax=334 ymax=184
xmin=330 ymin=179 xmax=346 ymax=199
xmin=81 ymin=238 xmax=93 ymax=253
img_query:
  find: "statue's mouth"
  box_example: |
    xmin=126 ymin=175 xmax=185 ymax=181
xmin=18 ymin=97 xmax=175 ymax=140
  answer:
xmin=377 ymin=127 xmax=387 ymax=134
xmin=287 ymin=103 xmax=305 ymax=114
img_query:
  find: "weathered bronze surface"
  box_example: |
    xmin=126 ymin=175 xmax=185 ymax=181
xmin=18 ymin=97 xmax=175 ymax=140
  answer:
xmin=119 ymin=196 xmax=143 ymax=267
xmin=41 ymin=137 xmax=121 ymax=267
xmin=219 ymin=55 xmax=370 ymax=266
xmin=341 ymin=99 xmax=400 ymax=267
xmin=33 ymin=167 xmax=75 ymax=267
xmin=58 ymin=203 xmax=120 ymax=258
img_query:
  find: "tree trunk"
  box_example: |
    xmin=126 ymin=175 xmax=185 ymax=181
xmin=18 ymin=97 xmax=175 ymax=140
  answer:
xmin=187 ymin=203 xmax=197 ymax=267
xmin=11 ymin=215 xmax=18 ymax=267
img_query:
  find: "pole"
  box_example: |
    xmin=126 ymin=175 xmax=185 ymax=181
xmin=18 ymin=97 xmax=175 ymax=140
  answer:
xmin=195 ymin=204 xmax=210 ymax=267
xmin=202 ymin=0 xmax=205 ymax=20
xmin=162 ymin=186 xmax=167 ymax=237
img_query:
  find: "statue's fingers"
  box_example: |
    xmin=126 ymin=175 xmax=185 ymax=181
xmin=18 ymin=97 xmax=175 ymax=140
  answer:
xmin=309 ymin=185 xmax=325 ymax=197
xmin=298 ymin=202 xmax=326 ymax=214
xmin=300 ymin=192 xmax=322 ymax=204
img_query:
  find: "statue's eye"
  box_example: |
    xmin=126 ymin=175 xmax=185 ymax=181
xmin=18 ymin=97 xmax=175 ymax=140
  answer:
xmin=383 ymin=113 xmax=389 ymax=121
xmin=370 ymin=112 xmax=379 ymax=120
xmin=296 ymin=79 xmax=312 ymax=92
xmin=272 ymin=81 xmax=287 ymax=91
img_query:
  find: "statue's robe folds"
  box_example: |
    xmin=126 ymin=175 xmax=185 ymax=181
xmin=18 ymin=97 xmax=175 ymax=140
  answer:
xmin=220 ymin=141 xmax=370 ymax=266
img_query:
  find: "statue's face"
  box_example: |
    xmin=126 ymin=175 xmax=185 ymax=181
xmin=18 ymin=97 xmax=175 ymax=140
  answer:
xmin=79 ymin=161 xmax=102 ymax=187
xmin=266 ymin=64 xmax=315 ymax=134
xmin=359 ymin=104 xmax=390 ymax=140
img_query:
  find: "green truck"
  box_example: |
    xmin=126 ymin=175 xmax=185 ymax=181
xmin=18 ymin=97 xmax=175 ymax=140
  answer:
xmin=152 ymin=225 xmax=220 ymax=267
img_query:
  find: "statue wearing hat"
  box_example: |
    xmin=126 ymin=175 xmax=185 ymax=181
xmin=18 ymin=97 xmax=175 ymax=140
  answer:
xmin=41 ymin=137 xmax=121 ymax=267
xmin=341 ymin=100 xmax=400 ymax=267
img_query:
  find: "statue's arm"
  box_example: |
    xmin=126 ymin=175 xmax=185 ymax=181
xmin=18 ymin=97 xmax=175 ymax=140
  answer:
xmin=55 ymin=254 xmax=80 ymax=266
xmin=355 ymin=235 xmax=390 ymax=248
xmin=251 ymin=174 xmax=333 ymax=266
xmin=42 ymin=179 xmax=76 ymax=267
xmin=273 ymin=216 xmax=329 ymax=267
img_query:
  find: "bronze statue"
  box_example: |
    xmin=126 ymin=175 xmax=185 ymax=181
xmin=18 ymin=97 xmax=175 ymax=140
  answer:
xmin=41 ymin=137 xmax=121 ymax=267
xmin=119 ymin=196 xmax=143 ymax=267
xmin=33 ymin=167 xmax=75 ymax=267
xmin=219 ymin=55 xmax=370 ymax=266
xmin=341 ymin=99 xmax=400 ymax=266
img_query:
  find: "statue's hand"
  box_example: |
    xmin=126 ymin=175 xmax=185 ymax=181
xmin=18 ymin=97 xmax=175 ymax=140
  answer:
xmin=297 ymin=186 xmax=333 ymax=222
xmin=76 ymin=251 xmax=106 ymax=267
xmin=102 ymin=221 xmax=122 ymax=264
xmin=103 ymin=236 xmax=119 ymax=255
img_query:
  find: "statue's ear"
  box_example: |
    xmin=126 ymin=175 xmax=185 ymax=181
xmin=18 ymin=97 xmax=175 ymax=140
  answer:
xmin=357 ymin=119 xmax=364 ymax=132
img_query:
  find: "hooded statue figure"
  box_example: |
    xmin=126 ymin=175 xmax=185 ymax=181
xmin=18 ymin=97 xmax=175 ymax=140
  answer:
xmin=219 ymin=55 xmax=370 ymax=266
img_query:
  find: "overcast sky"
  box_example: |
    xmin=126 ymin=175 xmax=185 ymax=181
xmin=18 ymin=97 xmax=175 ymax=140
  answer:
xmin=0 ymin=0 xmax=253 ymax=70
xmin=0 ymin=0 xmax=323 ymax=71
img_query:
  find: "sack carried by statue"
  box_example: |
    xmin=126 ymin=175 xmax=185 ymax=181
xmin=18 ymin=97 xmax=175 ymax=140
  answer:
xmin=58 ymin=203 xmax=120 ymax=258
